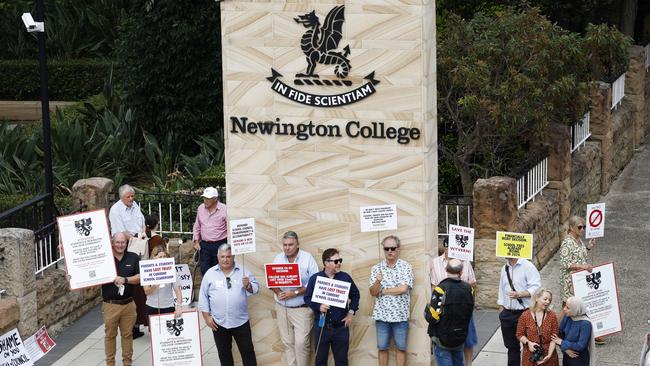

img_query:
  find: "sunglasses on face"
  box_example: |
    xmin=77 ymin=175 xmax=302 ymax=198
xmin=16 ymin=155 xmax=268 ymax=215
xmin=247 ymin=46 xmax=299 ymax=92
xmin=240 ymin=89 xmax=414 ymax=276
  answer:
xmin=226 ymin=277 xmax=232 ymax=289
xmin=326 ymin=259 xmax=343 ymax=264
xmin=383 ymin=246 xmax=398 ymax=252
xmin=577 ymin=225 xmax=585 ymax=230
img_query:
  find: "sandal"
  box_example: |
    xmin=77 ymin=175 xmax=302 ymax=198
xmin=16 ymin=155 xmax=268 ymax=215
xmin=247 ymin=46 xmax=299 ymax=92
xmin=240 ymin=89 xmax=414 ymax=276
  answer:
xmin=594 ymin=337 xmax=605 ymax=345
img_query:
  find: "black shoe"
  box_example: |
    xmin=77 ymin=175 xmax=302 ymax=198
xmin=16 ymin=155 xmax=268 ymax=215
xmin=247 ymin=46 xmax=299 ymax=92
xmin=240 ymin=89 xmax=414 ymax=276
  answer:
xmin=133 ymin=327 xmax=144 ymax=339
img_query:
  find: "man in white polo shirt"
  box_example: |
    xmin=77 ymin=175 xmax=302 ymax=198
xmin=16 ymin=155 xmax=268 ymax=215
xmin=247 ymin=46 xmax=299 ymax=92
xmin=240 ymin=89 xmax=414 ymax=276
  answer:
xmin=271 ymin=231 xmax=319 ymax=366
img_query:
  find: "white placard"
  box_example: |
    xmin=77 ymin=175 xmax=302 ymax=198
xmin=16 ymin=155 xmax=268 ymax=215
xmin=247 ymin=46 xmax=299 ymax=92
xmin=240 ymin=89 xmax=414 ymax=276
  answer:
xmin=360 ymin=204 xmax=398 ymax=232
xmin=23 ymin=326 xmax=55 ymax=362
xmin=57 ymin=209 xmax=117 ymax=290
xmin=310 ymin=276 xmax=351 ymax=309
xmin=585 ymin=203 xmax=606 ymax=239
xmin=174 ymin=264 xmax=193 ymax=306
xmin=447 ymin=224 xmax=475 ymax=262
xmin=229 ymin=218 xmax=256 ymax=255
xmin=570 ymin=262 xmax=622 ymax=338
xmin=140 ymin=258 xmax=177 ymax=286
xmin=150 ymin=311 xmax=203 ymax=366
xmin=0 ymin=328 xmax=34 ymax=366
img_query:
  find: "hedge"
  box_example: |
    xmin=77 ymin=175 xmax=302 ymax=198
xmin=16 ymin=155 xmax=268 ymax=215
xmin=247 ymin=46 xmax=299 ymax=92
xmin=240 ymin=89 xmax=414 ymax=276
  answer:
xmin=193 ymin=165 xmax=226 ymax=189
xmin=0 ymin=59 xmax=111 ymax=101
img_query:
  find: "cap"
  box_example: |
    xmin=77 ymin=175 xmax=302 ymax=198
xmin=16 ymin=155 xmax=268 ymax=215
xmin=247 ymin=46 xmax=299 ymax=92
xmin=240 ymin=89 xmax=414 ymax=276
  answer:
xmin=201 ymin=187 xmax=219 ymax=199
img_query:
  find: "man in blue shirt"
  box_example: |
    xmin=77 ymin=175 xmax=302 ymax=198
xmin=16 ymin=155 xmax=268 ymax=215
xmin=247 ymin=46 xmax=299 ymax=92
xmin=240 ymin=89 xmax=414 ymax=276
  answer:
xmin=271 ymin=231 xmax=319 ymax=366
xmin=199 ymin=243 xmax=259 ymax=366
xmin=304 ymin=248 xmax=360 ymax=366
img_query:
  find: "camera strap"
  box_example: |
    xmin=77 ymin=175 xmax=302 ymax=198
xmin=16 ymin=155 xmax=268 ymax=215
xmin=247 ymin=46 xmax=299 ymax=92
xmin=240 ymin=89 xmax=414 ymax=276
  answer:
xmin=504 ymin=265 xmax=525 ymax=307
xmin=533 ymin=310 xmax=546 ymax=343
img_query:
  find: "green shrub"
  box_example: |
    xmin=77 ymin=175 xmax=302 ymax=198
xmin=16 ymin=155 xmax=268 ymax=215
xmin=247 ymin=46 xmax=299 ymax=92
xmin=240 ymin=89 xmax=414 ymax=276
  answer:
xmin=0 ymin=193 xmax=32 ymax=213
xmin=583 ymin=23 xmax=632 ymax=82
xmin=193 ymin=165 xmax=226 ymax=189
xmin=0 ymin=59 xmax=111 ymax=100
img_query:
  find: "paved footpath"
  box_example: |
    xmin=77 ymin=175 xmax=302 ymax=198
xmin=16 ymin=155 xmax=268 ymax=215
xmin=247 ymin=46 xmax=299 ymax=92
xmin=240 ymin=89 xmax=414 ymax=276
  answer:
xmin=38 ymin=142 xmax=650 ymax=365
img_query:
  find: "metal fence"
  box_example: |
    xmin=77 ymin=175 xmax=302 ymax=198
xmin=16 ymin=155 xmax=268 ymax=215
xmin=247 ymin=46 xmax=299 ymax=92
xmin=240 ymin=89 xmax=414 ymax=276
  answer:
xmin=438 ymin=195 xmax=473 ymax=238
xmin=611 ymin=73 xmax=625 ymax=110
xmin=571 ymin=112 xmax=591 ymax=153
xmin=516 ymin=156 xmax=549 ymax=209
xmin=0 ymin=193 xmax=84 ymax=275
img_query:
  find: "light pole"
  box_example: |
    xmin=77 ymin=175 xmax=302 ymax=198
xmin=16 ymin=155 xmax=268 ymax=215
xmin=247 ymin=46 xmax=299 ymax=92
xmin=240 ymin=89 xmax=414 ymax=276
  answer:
xmin=23 ymin=0 xmax=54 ymax=221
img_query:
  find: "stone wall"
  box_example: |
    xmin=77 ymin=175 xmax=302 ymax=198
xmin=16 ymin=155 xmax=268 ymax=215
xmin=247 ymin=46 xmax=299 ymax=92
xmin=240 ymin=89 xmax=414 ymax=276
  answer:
xmin=569 ymin=142 xmax=602 ymax=218
xmin=515 ymin=190 xmax=560 ymax=268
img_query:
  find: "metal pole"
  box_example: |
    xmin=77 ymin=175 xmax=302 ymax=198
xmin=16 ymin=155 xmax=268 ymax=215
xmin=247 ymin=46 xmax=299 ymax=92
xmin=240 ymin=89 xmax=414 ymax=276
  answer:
xmin=35 ymin=0 xmax=54 ymax=220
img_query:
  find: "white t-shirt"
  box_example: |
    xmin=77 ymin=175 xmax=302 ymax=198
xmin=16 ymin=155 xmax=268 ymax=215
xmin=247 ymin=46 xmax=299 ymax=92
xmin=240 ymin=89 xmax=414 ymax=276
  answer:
xmin=146 ymin=276 xmax=180 ymax=309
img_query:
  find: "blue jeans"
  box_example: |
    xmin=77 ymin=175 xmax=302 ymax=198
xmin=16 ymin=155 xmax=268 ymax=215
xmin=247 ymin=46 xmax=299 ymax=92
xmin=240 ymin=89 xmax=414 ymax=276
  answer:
xmin=376 ymin=320 xmax=409 ymax=351
xmin=434 ymin=344 xmax=464 ymax=366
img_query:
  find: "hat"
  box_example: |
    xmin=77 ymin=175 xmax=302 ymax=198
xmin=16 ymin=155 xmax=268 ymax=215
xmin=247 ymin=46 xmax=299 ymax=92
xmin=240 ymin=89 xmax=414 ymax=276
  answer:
xmin=201 ymin=187 xmax=219 ymax=199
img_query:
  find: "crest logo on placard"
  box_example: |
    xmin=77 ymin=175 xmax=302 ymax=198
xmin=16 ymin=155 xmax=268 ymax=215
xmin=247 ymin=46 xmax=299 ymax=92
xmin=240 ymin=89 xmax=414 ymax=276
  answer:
xmin=454 ymin=234 xmax=469 ymax=248
xmin=166 ymin=318 xmax=184 ymax=336
xmin=74 ymin=218 xmax=92 ymax=236
xmin=266 ymin=5 xmax=379 ymax=107
xmin=586 ymin=271 xmax=602 ymax=290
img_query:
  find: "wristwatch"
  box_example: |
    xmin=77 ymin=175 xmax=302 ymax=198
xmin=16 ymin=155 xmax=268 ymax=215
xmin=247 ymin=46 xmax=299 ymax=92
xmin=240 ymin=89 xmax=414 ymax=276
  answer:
xmin=293 ymin=290 xmax=300 ymax=296
xmin=348 ymin=309 xmax=355 ymax=315
xmin=123 ymin=276 xmax=128 ymax=284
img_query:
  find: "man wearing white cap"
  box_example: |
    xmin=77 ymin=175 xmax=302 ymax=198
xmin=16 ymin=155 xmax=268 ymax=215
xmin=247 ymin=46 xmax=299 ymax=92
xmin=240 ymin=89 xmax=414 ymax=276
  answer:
xmin=193 ymin=187 xmax=228 ymax=275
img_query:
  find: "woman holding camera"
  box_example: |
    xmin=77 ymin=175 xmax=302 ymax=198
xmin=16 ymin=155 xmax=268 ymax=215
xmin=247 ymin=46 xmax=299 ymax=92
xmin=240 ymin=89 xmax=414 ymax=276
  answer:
xmin=551 ymin=296 xmax=595 ymax=366
xmin=516 ymin=288 xmax=559 ymax=365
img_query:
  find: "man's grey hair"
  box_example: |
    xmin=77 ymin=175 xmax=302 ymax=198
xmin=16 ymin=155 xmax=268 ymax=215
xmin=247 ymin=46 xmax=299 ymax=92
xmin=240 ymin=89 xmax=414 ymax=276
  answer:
xmin=381 ymin=235 xmax=401 ymax=247
xmin=217 ymin=243 xmax=231 ymax=254
xmin=282 ymin=231 xmax=299 ymax=241
xmin=112 ymin=232 xmax=127 ymax=242
xmin=118 ymin=184 xmax=135 ymax=198
xmin=446 ymin=258 xmax=463 ymax=275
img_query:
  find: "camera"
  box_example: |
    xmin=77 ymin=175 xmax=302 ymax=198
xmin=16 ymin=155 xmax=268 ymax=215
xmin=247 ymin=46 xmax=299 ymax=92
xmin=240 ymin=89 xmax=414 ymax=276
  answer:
xmin=529 ymin=344 xmax=545 ymax=362
xmin=21 ymin=13 xmax=44 ymax=32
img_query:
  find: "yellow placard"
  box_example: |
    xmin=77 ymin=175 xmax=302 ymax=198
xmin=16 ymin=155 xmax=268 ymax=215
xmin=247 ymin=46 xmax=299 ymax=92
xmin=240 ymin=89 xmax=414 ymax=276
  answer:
xmin=496 ymin=231 xmax=533 ymax=259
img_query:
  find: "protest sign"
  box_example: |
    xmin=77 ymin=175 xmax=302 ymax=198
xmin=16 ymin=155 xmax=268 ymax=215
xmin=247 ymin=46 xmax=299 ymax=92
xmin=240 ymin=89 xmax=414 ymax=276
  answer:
xmin=265 ymin=263 xmax=301 ymax=288
xmin=229 ymin=218 xmax=256 ymax=255
xmin=360 ymin=204 xmax=397 ymax=232
xmin=0 ymin=328 xmax=34 ymax=366
xmin=173 ymin=264 xmax=193 ymax=306
xmin=23 ymin=326 xmax=55 ymax=363
xmin=140 ymin=257 xmax=177 ymax=286
xmin=496 ymin=231 xmax=533 ymax=259
xmin=571 ymin=262 xmax=622 ymax=338
xmin=310 ymin=276 xmax=351 ymax=309
xmin=150 ymin=311 xmax=203 ymax=366
xmin=58 ymin=209 xmax=117 ymax=290
xmin=586 ymin=203 xmax=606 ymax=239
xmin=447 ymin=225 xmax=475 ymax=261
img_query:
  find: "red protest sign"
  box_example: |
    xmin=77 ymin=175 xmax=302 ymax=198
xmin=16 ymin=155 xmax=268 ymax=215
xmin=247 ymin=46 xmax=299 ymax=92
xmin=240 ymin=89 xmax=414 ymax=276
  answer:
xmin=264 ymin=263 xmax=301 ymax=288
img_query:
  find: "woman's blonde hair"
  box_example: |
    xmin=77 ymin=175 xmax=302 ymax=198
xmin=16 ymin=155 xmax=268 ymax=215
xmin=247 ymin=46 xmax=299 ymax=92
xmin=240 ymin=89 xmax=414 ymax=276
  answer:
xmin=150 ymin=245 xmax=170 ymax=258
xmin=529 ymin=288 xmax=553 ymax=312
xmin=567 ymin=215 xmax=585 ymax=234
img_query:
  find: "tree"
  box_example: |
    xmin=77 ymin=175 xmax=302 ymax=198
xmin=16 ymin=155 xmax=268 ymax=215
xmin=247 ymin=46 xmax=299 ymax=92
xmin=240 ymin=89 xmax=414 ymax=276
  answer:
xmin=115 ymin=0 xmax=222 ymax=152
xmin=437 ymin=9 xmax=591 ymax=195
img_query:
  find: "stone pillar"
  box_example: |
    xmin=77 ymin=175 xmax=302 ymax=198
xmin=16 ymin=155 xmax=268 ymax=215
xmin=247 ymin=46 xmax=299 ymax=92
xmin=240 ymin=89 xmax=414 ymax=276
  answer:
xmin=588 ymin=82 xmax=613 ymax=194
xmin=626 ymin=46 xmax=646 ymax=148
xmin=545 ymin=123 xmax=572 ymax=227
xmin=472 ymin=177 xmax=517 ymax=308
xmin=0 ymin=229 xmax=38 ymax=336
xmin=71 ymin=177 xmax=114 ymax=211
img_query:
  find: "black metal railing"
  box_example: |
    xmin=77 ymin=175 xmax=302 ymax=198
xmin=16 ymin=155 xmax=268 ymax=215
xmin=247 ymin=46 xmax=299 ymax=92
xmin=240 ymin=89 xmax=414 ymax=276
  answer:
xmin=438 ymin=194 xmax=473 ymax=236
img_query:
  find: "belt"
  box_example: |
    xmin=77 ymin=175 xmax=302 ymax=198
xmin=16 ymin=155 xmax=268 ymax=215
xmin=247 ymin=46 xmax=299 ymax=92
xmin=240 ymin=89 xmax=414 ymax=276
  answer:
xmin=202 ymin=238 xmax=227 ymax=244
xmin=103 ymin=297 xmax=133 ymax=305
xmin=286 ymin=304 xmax=309 ymax=308
xmin=504 ymin=308 xmax=526 ymax=313
xmin=324 ymin=321 xmax=344 ymax=329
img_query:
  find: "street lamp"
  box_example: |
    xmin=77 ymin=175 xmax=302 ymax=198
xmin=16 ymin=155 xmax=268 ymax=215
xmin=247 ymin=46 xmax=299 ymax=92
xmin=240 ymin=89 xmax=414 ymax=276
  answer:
xmin=22 ymin=0 xmax=54 ymax=222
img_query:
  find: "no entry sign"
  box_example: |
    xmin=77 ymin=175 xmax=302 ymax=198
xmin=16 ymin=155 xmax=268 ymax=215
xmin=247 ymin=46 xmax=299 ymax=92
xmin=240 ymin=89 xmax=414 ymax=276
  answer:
xmin=586 ymin=203 xmax=606 ymax=239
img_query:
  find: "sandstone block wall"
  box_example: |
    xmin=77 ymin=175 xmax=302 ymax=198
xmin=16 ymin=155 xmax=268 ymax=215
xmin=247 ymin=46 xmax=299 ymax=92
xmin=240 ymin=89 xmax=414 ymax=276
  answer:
xmin=515 ymin=190 xmax=560 ymax=268
xmin=569 ymin=142 xmax=602 ymax=218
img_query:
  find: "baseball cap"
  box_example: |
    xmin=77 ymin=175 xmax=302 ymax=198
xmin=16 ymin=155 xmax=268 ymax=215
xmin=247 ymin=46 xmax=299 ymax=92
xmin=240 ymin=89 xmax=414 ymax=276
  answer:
xmin=201 ymin=187 xmax=219 ymax=199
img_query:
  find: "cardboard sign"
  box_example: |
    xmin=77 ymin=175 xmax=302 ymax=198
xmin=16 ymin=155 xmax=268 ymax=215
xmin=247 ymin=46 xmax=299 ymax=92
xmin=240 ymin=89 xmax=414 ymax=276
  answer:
xmin=360 ymin=204 xmax=398 ymax=232
xmin=173 ymin=264 xmax=193 ymax=306
xmin=0 ymin=328 xmax=34 ymax=366
xmin=57 ymin=209 xmax=117 ymax=290
xmin=585 ymin=203 xmax=606 ymax=239
xmin=23 ymin=326 xmax=55 ymax=363
xmin=310 ymin=276 xmax=351 ymax=309
xmin=571 ymin=262 xmax=622 ymax=338
xmin=265 ymin=263 xmax=301 ymax=288
xmin=229 ymin=218 xmax=256 ymax=255
xmin=140 ymin=257 xmax=177 ymax=286
xmin=496 ymin=231 xmax=533 ymax=259
xmin=447 ymin=224 xmax=475 ymax=261
xmin=150 ymin=311 xmax=203 ymax=366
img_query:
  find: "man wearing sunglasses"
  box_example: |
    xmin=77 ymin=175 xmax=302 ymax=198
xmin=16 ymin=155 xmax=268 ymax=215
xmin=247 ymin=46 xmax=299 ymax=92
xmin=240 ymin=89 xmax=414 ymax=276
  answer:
xmin=368 ymin=235 xmax=413 ymax=366
xmin=304 ymin=248 xmax=360 ymax=366
xmin=199 ymin=243 xmax=259 ymax=366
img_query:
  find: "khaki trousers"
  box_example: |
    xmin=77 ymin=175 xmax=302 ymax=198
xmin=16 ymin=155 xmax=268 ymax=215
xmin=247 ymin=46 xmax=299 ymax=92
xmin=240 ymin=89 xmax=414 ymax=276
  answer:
xmin=103 ymin=301 xmax=137 ymax=366
xmin=275 ymin=302 xmax=314 ymax=366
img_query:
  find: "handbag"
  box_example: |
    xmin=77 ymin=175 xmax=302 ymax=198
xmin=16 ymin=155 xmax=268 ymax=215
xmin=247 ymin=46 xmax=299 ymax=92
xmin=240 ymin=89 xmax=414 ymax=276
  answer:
xmin=128 ymin=232 xmax=149 ymax=260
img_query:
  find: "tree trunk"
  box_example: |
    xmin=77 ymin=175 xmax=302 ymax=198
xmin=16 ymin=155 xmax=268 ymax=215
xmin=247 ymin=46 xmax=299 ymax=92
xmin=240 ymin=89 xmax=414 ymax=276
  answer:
xmin=453 ymin=157 xmax=474 ymax=196
xmin=619 ymin=0 xmax=638 ymax=38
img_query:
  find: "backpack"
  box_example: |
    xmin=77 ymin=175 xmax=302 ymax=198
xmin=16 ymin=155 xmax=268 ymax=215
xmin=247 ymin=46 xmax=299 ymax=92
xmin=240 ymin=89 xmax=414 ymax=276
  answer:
xmin=424 ymin=278 xmax=474 ymax=349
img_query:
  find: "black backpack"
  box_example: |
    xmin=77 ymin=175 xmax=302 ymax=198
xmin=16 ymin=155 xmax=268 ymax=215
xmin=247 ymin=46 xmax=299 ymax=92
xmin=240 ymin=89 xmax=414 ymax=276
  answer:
xmin=424 ymin=277 xmax=474 ymax=349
